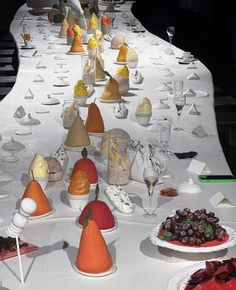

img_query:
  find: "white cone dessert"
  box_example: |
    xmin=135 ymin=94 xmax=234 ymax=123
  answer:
xmin=114 ymin=65 xmax=130 ymax=95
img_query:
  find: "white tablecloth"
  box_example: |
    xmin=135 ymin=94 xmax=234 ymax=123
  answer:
xmin=0 ymin=2 xmax=236 ymax=289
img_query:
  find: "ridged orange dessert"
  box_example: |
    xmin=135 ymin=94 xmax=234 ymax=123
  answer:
xmin=100 ymin=77 xmax=122 ymax=101
xmin=117 ymin=43 xmax=129 ymax=62
xmin=68 ymin=171 xmax=90 ymax=195
xmin=21 ymin=179 xmax=52 ymax=217
xmin=69 ymin=34 xmax=84 ymax=53
xmin=75 ymin=214 xmax=113 ymax=274
xmin=85 ymin=103 xmax=105 ymax=133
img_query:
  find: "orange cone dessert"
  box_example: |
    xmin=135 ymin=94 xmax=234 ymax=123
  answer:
xmin=59 ymin=19 xmax=69 ymax=37
xmin=64 ymin=115 xmax=91 ymax=148
xmin=85 ymin=103 xmax=105 ymax=133
xmin=116 ymin=43 xmax=129 ymax=62
xmin=68 ymin=171 xmax=90 ymax=195
xmin=21 ymin=179 xmax=52 ymax=217
xmin=75 ymin=211 xmax=113 ymax=274
xmin=69 ymin=33 xmax=84 ymax=53
xmin=100 ymin=76 xmax=122 ymax=101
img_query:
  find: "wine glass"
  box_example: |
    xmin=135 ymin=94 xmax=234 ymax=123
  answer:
xmin=172 ymin=80 xmax=185 ymax=131
xmin=109 ymin=13 xmax=117 ymax=29
xmin=167 ymin=26 xmax=175 ymax=48
xmin=143 ymin=165 xmax=159 ymax=217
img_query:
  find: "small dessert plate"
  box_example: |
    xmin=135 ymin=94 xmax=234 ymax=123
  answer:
xmin=15 ymin=128 xmax=32 ymax=135
xmin=73 ymin=263 xmax=117 ymax=277
xmin=66 ymin=51 xmax=86 ymax=55
xmin=20 ymin=45 xmax=36 ymax=49
xmin=53 ymin=81 xmax=69 ymax=87
xmin=99 ymin=98 xmax=125 ymax=104
xmin=96 ymin=77 xmax=107 ymax=82
xmin=88 ymin=132 xmax=106 ymax=138
xmin=114 ymin=61 xmax=127 ymax=65
xmin=29 ymin=208 xmax=56 ymax=220
xmin=63 ymin=144 xmax=91 ymax=151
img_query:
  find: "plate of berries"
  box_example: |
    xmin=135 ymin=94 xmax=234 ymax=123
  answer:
xmin=150 ymin=208 xmax=236 ymax=253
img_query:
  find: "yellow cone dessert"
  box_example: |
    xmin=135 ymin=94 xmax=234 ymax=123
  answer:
xmin=22 ymin=179 xmax=52 ymax=217
xmin=59 ymin=19 xmax=69 ymax=37
xmin=69 ymin=33 xmax=85 ymax=53
xmin=87 ymin=36 xmax=98 ymax=58
xmin=74 ymin=80 xmax=89 ymax=97
xmin=114 ymin=65 xmax=130 ymax=95
xmin=85 ymin=103 xmax=105 ymax=133
xmin=135 ymin=97 xmax=152 ymax=126
xmin=64 ymin=115 xmax=90 ymax=148
xmin=100 ymin=77 xmax=122 ymax=101
xmin=68 ymin=171 xmax=90 ymax=195
xmin=96 ymin=53 xmax=105 ymax=80
xmin=73 ymin=24 xmax=81 ymax=36
xmin=67 ymin=8 xmax=76 ymax=27
xmin=75 ymin=216 xmax=113 ymax=274
xmin=126 ymin=47 xmax=138 ymax=68
xmin=89 ymin=13 xmax=98 ymax=31
xmin=28 ymin=153 xmax=48 ymax=178
xmin=117 ymin=43 xmax=129 ymax=62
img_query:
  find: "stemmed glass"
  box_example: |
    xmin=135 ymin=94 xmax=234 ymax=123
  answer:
xmin=143 ymin=165 xmax=159 ymax=217
xmin=109 ymin=13 xmax=117 ymax=29
xmin=172 ymin=80 xmax=185 ymax=131
xmin=167 ymin=26 xmax=175 ymax=48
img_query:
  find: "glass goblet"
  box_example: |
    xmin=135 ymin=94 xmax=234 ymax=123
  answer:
xmin=166 ymin=26 xmax=175 ymax=47
xmin=143 ymin=166 xmax=159 ymax=217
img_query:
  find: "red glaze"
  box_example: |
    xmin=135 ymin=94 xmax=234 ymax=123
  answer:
xmin=71 ymin=158 xmax=98 ymax=184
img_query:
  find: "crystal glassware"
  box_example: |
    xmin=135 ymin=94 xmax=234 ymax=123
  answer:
xmin=172 ymin=80 xmax=185 ymax=131
xmin=166 ymin=26 xmax=175 ymax=48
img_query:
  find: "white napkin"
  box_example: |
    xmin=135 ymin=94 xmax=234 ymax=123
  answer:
xmin=14 ymin=106 xmax=26 ymax=118
xmin=187 ymin=72 xmax=200 ymax=80
xmin=153 ymin=100 xmax=170 ymax=109
xmin=183 ymin=88 xmax=196 ymax=97
xmin=156 ymin=83 xmax=172 ymax=92
xmin=187 ymin=159 xmax=206 ymax=175
xmin=192 ymin=124 xmax=207 ymax=138
xmin=209 ymin=191 xmax=234 ymax=208
xmin=33 ymin=74 xmax=44 ymax=83
xmin=195 ymin=90 xmax=209 ymax=98
xmin=24 ymin=88 xmax=34 ymax=99
xmin=187 ymin=62 xmax=197 ymax=69
xmin=153 ymin=56 xmax=167 ymax=65
xmin=187 ymin=104 xmax=200 ymax=115
xmin=36 ymin=61 xmax=47 ymax=69
xmin=41 ymin=94 xmax=60 ymax=105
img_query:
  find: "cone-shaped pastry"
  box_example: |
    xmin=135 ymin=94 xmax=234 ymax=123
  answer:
xmin=69 ymin=33 xmax=85 ymax=53
xmin=101 ymin=14 xmax=111 ymax=35
xmin=111 ymin=33 xmax=125 ymax=49
xmin=67 ymin=8 xmax=76 ymax=27
xmin=89 ymin=13 xmax=98 ymax=31
xmin=126 ymin=47 xmax=138 ymax=68
xmin=68 ymin=171 xmax=90 ymax=195
xmin=85 ymin=103 xmax=105 ymax=133
xmin=114 ymin=65 xmax=130 ymax=95
xmin=75 ymin=214 xmax=113 ymax=274
xmin=117 ymin=43 xmax=129 ymax=62
xmin=64 ymin=115 xmax=90 ymax=148
xmin=96 ymin=53 xmax=105 ymax=80
xmin=73 ymin=24 xmax=81 ymax=36
xmin=74 ymin=80 xmax=89 ymax=97
xmin=87 ymin=36 xmax=98 ymax=58
xmin=22 ymin=179 xmax=52 ymax=217
xmin=28 ymin=153 xmax=48 ymax=178
xmin=101 ymin=77 xmax=122 ymax=101
xmin=59 ymin=19 xmax=69 ymax=37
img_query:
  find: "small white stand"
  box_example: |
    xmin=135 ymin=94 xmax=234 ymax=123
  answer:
xmin=16 ymin=236 xmax=24 ymax=284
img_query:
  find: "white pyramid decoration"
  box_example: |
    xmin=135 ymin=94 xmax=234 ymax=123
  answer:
xmin=24 ymin=89 xmax=34 ymax=99
xmin=33 ymin=74 xmax=44 ymax=83
xmin=187 ymin=72 xmax=200 ymax=80
xmin=153 ymin=100 xmax=170 ymax=109
xmin=187 ymin=62 xmax=197 ymax=69
xmin=187 ymin=103 xmax=200 ymax=115
xmin=13 ymin=106 xmax=26 ymax=118
xmin=36 ymin=61 xmax=47 ymax=69
xmin=183 ymin=88 xmax=196 ymax=97
xmin=156 ymin=83 xmax=172 ymax=92
xmin=153 ymin=56 xmax=166 ymax=65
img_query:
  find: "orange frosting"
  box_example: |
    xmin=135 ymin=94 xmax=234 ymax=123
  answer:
xmin=21 ymin=180 xmax=52 ymax=217
xmin=117 ymin=43 xmax=129 ymax=62
xmin=101 ymin=15 xmax=111 ymax=26
xmin=67 ymin=26 xmax=75 ymax=37
xmin=68 ymin=171 xmax=90 ymax=195
xmin=101 ymin=77 xmax=122 ymax=100
xmin=70 ymin=34 xmax=84 ymax=53
xmin=75 ymin=219 xmax=113 ymax=273
xmin=85 ymin=103 xmax=105 ymax=133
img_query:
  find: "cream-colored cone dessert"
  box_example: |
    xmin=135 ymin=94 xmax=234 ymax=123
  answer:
xmin=114 ymin=65 xmax=130 ymax=95
xmin=101 ymin=77 xmax=122 ymax=101
xmin=96 ymin=53 xmax=105 ymax=80
xmin=59 ymin=19 xmax=69 ymax=37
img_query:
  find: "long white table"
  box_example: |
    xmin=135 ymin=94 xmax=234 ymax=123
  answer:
xmin=0 ymin=2 xmax=236 ymax=289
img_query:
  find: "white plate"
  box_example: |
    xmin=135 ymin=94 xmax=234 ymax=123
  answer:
xmin=75 ymin=218 xmax=117 ymax=233
xmin=52 ymin=91 xmax=64 ymax=95
xmin=150 ymin=224 xmax=236 ymax=253
xmin=63 ymin=144 xmax=91 ymax=151
xmin=66 ymin=51 xmax=86 ymax=55
xmin=88 ymin=131 xmax=106 ymax=138
xmin=35 ymin=108 xmax=50 ymax=113
xmin=15 ymin=128 xmax=32 ymax=135
xmin=73 ymin=263 xmax=117 ymax=277
xmin=104 ymin=190 xmax=135 ymax=215
xmin=167 ymin=261 xmax=205 ymax=290
xmin=20 ymin=45 xmax=36 ymax=49
xmin=114 ymin=61 xmax=127 ymax=65
xmin=103 ymin=34 xmax=113 ymax=42
xmin=99 ymin=97 xmax=124 ymax=103
xmin=29 ymin=208 xmax=55 ymax=220
xmin=53 ymin=82 xmax=69 ymax=87
xmin=96 ymin=77 xmax=107 ymax=82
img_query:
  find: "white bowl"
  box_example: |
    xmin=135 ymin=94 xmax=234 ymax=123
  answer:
xmin=66 ymin=192 xmax=90 ymax=210
xmin=74 ymin=96 xmax=88 ymax=106
xmin=135 ymin=113 xmax=151 ymax=126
